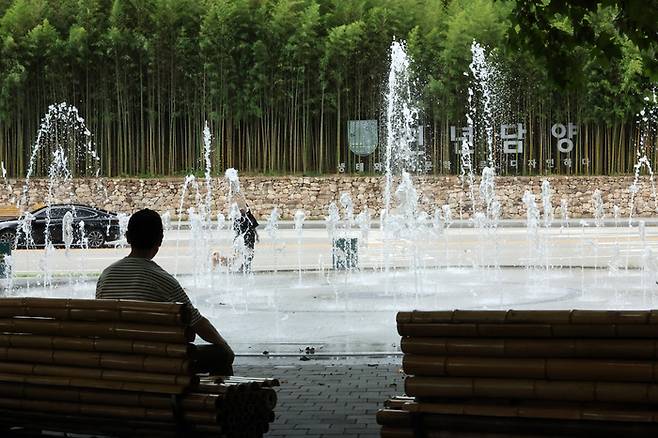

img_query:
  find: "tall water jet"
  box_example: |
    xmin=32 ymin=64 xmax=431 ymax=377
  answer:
xmin=522 ymin=190 xmax=540 ymax=268
xmin=469 ymin=41 xmax=496 ymax=168
xmin=355 ymin=207 xmax=371 ymax=246
xmin=325 ymin=202 xmax=340 ymax=240
xmin=592 ymin=189 xmax=605 ymax=227
xmin=629 ymin=89 xmax=658 ymax=224
xmin=16 ymin=103 xmax=102 ymax=286
xmin=202 ymin=122 xmax=213 ymax=221
xmin=225 ymin=168 xmax=240 ymax=202
xmin=560 ymin=198 xmax=569 ymax=229
xmin=294 ymin=210 xmax=306 ymax=281
xmin=265 ymin=207 xmax=281 ymax=273
xmin=339 ymin=192 xmax=354 ymax=232
xmin=384 ymin=40 xmax=422 ymax=216
xmin=541 ymin=180 xmax=554 ymax=228
xmin=431 ymin=208 xmax=444 ymax=238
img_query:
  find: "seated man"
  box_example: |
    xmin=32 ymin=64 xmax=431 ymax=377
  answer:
xmin=96 ymin=208 xmax=234 ymax=375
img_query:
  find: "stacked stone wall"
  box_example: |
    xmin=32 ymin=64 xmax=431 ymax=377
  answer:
xmin=0 ymin=175 xmax=655 ymax=221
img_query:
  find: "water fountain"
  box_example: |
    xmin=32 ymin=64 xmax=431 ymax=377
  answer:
xmin=5 ymin=48 xmax=658 ymax=356
xmin=11 ymin=103 xmax=104 ymax=287
xmin=294 ymin=210 xmax=305 ymax=281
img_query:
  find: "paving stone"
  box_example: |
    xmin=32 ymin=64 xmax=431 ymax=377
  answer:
xmin=238 ymin=357 xmax=402 ymax=437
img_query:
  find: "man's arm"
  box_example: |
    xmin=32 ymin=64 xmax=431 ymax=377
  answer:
xmin=168 ymin=283 xmax=233 ymax=354
xmin=192 ymin=316 xmax=231 ymax=347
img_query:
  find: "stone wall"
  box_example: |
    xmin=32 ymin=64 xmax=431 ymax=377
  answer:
xmin=0 ymin=175 xmax=655 ymax=220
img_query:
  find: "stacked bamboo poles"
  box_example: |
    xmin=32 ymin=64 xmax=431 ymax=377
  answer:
xmin=0 ymin=298 xmax=279 ymax=437
xmin=379 ymin=310 xmax=658 ymax=437
xmin=0 ymin=378 xmax=279 ymax=437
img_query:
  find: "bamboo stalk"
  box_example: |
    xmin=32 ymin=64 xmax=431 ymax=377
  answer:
xmin=0 ymin=298 xmax=186 ymax=315
xmin=403 ymin=399 xmax=658 ymax=423
xmin=376 ymin=409 xmax=413 ymax=427
xmin=0 ymin=334 xmax=191 ymax=357
xmin=0 ymin=362 xmax=195 ymax=386
xmin=398 ymin=322 xmax=658 ymax=338
xmin=0 ymin=318 xmax=194 ymax=343
xmin=0 ymin=408 xmax=181 ymax=437
xmin=403 ymin=355 xmax=658 ymax=382
xmin=405 ymin=376 xmax=658 ymax=404
xmin=397 ymin=310 xmax=655 ymax=325
xmin=0 ymin=347 xmax=190 ymax=374
xmin=400 ymin=337 xmax=658 ymax=359
xmin=0 ymin=371 xmax=186 ymax=393
xmin=0 ymin=382 xmax=220 ymax=411
xmin=402 ymin=412 xmax=658 ymax=437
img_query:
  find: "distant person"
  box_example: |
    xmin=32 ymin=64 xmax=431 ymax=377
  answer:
xmin=96 ymin=208 xmax=234 ymax=375
xmin=233 ymin=194 xmax=259 ymax=272
xmin=213 ymin=194 xmax=259 ymax=273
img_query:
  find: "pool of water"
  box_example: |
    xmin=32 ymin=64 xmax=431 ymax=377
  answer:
xmin=10 ymin=267 xmax=657 ymax=353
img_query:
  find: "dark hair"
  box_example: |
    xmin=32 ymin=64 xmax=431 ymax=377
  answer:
xmin=126 ymin=209 xmax=163 ymax=249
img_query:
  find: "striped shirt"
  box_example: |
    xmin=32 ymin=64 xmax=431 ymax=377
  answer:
xmin=96 ymin=257 xmax=202 ymax=325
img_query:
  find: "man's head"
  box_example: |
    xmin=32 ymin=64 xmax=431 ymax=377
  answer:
xmin=126 ymin=209 xmax=163 ymax=258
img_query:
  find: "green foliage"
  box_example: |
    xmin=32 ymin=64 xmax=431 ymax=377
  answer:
xmin=0 ymin=0 xmax=655 ymax=177
xmin=508 ymin=0 xmax=658 ymax=84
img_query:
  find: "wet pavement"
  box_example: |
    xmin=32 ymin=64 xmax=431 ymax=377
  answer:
xmin=239 ymin=356 xmax=403 ymax=437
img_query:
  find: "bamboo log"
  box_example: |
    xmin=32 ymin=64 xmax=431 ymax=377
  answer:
xmin=0 ymin=347 xmax=190 ymax=374
xmin=376 ymin=409 xmax=413 ymax=426
xmin=385 ymin=396 xmax=415 ymax=409
xmin=0 ymin=318 xmax=194 ymax=342
xmin=405 ymin=376 xmax=658 ymax=404
xmin=0 ymin=407 xmax=181 ymax=437
xmin=403 ymin=355 xmax=658 ymax=382
xmin=403 ymin=399 xmax=658 ymax=422
xmin=397 ymin=323 xmax=658 ymax=338
xmin=400 ymin=337 xmax=658 ymax=359
xmin=0 ymin=372 xmax=189 ymax=394
xmin=0 ymin=298 xmax=191 ymax=325
xmin=417 ymin=413 xmax=658 ymax=437
xmin=0 ymin=297 xmax=186 ymax=314
xmin=0 ymin=396 xmax=222 ymax=426
xmin=0 ymin=334 xmax=191 ymax=357
xmin=260 ymin=387 xmax=278 ymax=410
xmin=0 ymin=307 xmax=189 ymax=327
xmin=397 ymin=310 xmax=655 ymax=325
xmin=221 ymin=376 xmax=281 ymax=387
xmin=0 ymin=382 xmax=222 ymax=411
xmin=0 ymin=362 xmax=195 ymax=386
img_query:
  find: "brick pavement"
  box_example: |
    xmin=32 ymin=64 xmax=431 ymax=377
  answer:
xmin=237 ymin=356 xmax=403 ymax=438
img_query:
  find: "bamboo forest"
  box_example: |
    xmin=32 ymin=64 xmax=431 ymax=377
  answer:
xmin=0 ymin=0 xmax=656 ymax=177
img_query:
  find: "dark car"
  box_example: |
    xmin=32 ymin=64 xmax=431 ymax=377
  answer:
xmin=0 ymin=204 xmax=121 ymax=249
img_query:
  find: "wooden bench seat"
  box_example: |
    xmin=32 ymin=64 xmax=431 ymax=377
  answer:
xmin=379 ymin=309 xmax=658 ymax=437
xmin=0 ymin=297 xmax=278 ymax=437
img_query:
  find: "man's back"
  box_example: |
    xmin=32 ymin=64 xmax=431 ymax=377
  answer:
xmin=95 ymin=209 xmax=233 ymax=375
xmin=96 ymin=256 xmax=201 ymax=324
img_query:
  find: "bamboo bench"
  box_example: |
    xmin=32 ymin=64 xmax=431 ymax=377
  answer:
xmin=0 ymin=297 xmax=278 ymax=438
xmin=378 ymin=309 xmax=658 ymax=437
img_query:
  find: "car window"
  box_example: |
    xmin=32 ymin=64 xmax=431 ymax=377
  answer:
xmin=49 ymin=208 xmax=70 ymax=219
xmin=32 ymin=209 xmax=47 ymax=219
xmin=76 ymin=208 xmax=96 ymax=219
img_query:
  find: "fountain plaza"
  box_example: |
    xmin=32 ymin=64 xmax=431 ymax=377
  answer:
xmin=6 ymin=217 xmax=658 ymax=355
xmin=2 ymin=41 xmax=658 ymax=357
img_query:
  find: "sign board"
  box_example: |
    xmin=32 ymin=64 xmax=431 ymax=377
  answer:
xmin=348 ymin=120 xmax=378 ymax=156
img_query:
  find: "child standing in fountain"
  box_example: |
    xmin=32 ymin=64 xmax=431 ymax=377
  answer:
xmin=233 ymin=194 xmax=259 ymax=272
xmin=211 ymin=193 xmax=259 ymax=272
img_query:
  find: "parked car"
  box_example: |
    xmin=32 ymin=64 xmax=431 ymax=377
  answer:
xmin=0 ymin=204 xmax=121 ymax=249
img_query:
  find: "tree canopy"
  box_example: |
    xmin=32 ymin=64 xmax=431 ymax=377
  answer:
xmin=0 ymin=0 xmax=655 ymax=177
